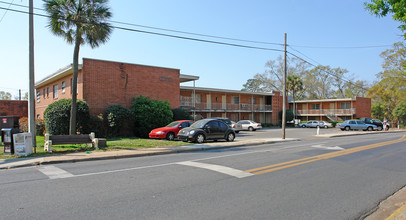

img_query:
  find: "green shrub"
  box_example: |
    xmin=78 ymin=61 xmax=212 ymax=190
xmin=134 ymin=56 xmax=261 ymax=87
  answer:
xmin=132 ymin=96 xmax=173 ymax=138
xmin=279 ymin=109 xmax=294 ymax=123
xmin=88 ymin=114 xmax=107 ymax=138
xmin=105 ymin=105 xmax=135 ymax=137
xmin=172 ymin=108 xmax=193 ymax=121
xmin=18 ymin=117 xmax=46 ymax=136
xmin=44 ymin=99 xmax=90 ymax=135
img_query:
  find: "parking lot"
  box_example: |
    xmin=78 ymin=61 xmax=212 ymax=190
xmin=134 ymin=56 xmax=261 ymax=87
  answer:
xmin=235 ymin=127 xmax=383 ymax=141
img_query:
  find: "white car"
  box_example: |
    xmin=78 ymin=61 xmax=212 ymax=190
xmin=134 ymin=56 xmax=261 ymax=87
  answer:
xmin=319 ymin=121 xmax=333 ymax=128
xmin=230 ymin=121 xmax=243 ymax=133
xmin=237 ymin=120 xmax=262 ymax=131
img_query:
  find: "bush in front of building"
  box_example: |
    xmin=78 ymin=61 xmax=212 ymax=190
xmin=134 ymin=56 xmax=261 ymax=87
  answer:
xmin=18 ymin=117 xmax=46 ymax=136
xmin=105 ymin=105 xmax=135 ymax=137
xmin=132 ymin=96 xmax=173 ymax=138
xmin=44 ymin=99 xmax=90 ymax=135
xmin=88 ymin=114 xmax=107 ymax=138
xmin=172 ymin=108 xmax=193 ymax=121
xmin=279 ymin=109 xmax=294 ymax=124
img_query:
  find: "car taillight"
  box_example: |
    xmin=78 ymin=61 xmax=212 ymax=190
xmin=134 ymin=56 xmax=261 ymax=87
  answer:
xmin=232 ymin=125 xmax=235 ymax=128
xmin=257 ymin=124 xmax=261 ymax=127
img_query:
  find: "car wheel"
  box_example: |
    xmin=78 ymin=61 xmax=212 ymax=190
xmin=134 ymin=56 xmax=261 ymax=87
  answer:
xmin=166 ymin=132 xmax=175 ymax=141
xmin=378 ymin=126 xmax=383 ymax=131
xmin=301 ymin=125 xmax=306 ymax=128
xmin=248 ymin=126 xmax=254 ymax=131
xmin=324 ymin=125 xmax=328 ymax=129
xmin=367 ymin=126 xmax=373 ymax=131
xmin=345 ymin=126 xmax=350 ymax=131
xmin=195 ymin=134 xmax=205 ymax=144
xmin=386 ymin=125 xmax=390 ymax=131
xmin=226 ymin=132 xmax=235 ymax=142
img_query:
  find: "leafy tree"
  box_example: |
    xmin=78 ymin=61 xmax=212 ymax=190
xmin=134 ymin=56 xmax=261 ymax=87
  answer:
xmin=241 ymin=78 xmax=263 ymax=92
xmin=43 ymin=0 xmax=112 ymax=135
xmin=393 ymin=102 xmax=406 ymax=126
xmin=0 ymin=91 xmax=12 ymax=100
xmin=132 ymin=96 xmax=173 ymax=138
xmin=367 ymin=42 xmax=406 ymax=121
xmin=241 ymin=55 xmax=310 ymax=94
xmin=287 ymin=75 xmax=304 ymax=118
xmin=371 ymin=102 xmax=387 ymax=120
xmin=365 ymin=0 xmax=406 ymax=39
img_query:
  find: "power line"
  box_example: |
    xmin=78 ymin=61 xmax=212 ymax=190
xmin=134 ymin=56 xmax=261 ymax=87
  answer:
xmin=286 ymin=51 xmax=370 ymax=92
xmin=0 ymin=1 xmax=394 ymax=49
xmin=0 ymin=0 xmax=15 ymax=24
xmin=0 ymin=1 xmax=284 ymax=46
xmin=0 ymin=6 xmax=286 ymax=53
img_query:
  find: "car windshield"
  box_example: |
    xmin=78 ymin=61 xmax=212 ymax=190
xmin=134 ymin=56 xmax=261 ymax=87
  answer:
xmin=190 ymin=120 xmax=208 ymax=129
xmin=166 ymin=122 xmax=180 ymax=127
xmin=373 ymin=119 xmax=382 ymax=123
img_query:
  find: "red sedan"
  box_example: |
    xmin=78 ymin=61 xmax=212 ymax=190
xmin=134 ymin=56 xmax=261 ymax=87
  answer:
xmin=149 ymin=120 xmax=194 ymax=141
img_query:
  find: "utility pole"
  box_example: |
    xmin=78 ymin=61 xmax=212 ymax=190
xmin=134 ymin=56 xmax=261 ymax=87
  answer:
xmin=29 ymin=0 xmax=36 ymax=152
xmin=282 ymin=33 xmax=287 ymax=139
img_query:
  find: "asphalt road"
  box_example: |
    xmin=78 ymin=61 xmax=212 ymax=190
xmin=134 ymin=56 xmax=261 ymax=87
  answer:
xmin=1 ymin=131 xmax=405 ymax=220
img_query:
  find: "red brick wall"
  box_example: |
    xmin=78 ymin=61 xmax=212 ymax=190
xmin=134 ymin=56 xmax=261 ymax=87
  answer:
xmin=0 ymin=100 xmax=28 ymax=117
xmin=272 ymin=91 xmax=282 ymax=124
xmin=35 ymin=70 xmax=84 ymax=118
xmin=354 ymin=97 xmax=371 ymax=118
xmin=82 ymin=58 xmax=180 ymax=115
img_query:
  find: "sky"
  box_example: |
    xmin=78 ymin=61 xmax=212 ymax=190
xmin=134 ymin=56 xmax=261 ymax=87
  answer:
xmin=0 ymin=0 xmax=403 ymax=99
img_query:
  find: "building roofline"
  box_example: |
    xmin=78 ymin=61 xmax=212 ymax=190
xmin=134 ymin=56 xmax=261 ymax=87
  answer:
xmin=35 ymin=64 xmax=82 ymax=88
xmin=83 ymin=57 xmax=181 ymax=71
xmin=180 ymin=74 xmax=199 ymax=82
xmin=290 ymin=97 xmax=356 ymax=103
xmin=180 ymin=86 xmax=276 ymax=96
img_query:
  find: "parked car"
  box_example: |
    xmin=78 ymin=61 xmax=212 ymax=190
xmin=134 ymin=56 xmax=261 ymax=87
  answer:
xmin=319 ymin=121 xmax=333 ymax=128
xmin=230 ymin=121 xmax=243 ymax=133
xmin=299 ymin=121 xmax=321 ymax=128
xmin=149 ymin=120 xmax=194 ymax=141
xmin=359 ymin=118 xmax=389 ymax=131
xmin=177 ymin=119 xmax=236 ymax=143
xmin=237 ymin=120 xmax=262 ymax=131
xmin=336 ymin=120 xmax=377 ymax=131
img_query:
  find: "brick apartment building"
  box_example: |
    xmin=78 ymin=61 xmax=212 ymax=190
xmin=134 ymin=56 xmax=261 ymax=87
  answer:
xmin=35 ymin=58 xmax=370 ymax=124
xmin=290 ymin=97 xmax=371 ymax=121
xmin=0 ymin=100 xmax=28 ymax=117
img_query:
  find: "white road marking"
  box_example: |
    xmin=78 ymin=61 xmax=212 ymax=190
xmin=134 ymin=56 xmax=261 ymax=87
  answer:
xmin=37 ymin=166 xmax=74 ymax=179
xmin=310 ymin=144 xmax=344 ymax=150
xmin=177 ymin=161 xmax=254 ymax=178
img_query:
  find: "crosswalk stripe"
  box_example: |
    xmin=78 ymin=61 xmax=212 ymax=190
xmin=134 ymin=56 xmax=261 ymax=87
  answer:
xmin=177 ymin=161 xmax=253 ymax=178
xmin=37 ymin=165 xmax=74 ymax=179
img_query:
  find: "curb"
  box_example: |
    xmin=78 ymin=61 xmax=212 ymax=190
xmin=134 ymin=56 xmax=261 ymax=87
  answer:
xmin=0 ymin=138 xmax=300 ymax=169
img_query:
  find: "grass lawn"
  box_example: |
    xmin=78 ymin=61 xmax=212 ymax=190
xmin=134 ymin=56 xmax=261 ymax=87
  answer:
xmin=0 ymin=136 xmax=191 ymax=159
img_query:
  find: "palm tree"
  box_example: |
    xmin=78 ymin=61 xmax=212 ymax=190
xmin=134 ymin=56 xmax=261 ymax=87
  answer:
xmin=287 ymin=75 xmax=304 ymax=120
xmin=44 ymin=0 xmax=112 ymax=135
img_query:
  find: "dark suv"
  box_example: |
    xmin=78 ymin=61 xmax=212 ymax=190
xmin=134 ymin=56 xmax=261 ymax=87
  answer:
xmin=359 ymin=118 xmax=389 ymax=131
xmin=177 ymin=119 xmax=236 ymax=143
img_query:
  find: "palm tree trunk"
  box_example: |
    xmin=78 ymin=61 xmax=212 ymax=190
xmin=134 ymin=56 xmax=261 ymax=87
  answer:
xmin=70 ymin=37 xmax=80 ymax=135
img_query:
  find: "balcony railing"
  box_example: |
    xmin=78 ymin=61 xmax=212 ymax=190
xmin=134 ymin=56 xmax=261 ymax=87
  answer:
xmin=180 ymin=101 xmax=272 ymax=112
xmin=296 ymin=108 xmax=356 ymax=115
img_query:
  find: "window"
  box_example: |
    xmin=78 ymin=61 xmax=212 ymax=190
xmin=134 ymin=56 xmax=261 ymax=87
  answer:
xmin=311 ymin=104 xmax=320 ymax=110
xmin=47 ymin=87 xmax=49 ymax=98
xmin=53 ymin=84 xmax=59 ymax=99
xmin=43 ymin=89 xmax=45 ymax=98
xmin=341 ymin=102 xmax=351 ymax=109
xmin=36 ymin=90 xmax=40 ymax=102
xmin=62 ymin=81 xmax=66 ymax=93
xmin=249 ymin=97 xmax=256 ymax=104
xmin=193 ymin=94 xmax=202 ymax=103
xmin=36 ymin=114 xmax=40 ymax=119
xmin=232 ymin=96 xmax=240 ymax=104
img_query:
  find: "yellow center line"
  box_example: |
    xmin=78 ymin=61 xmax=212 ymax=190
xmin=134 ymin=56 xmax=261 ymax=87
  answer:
xmin=246 ymin=134 xmax=406 ymax=175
